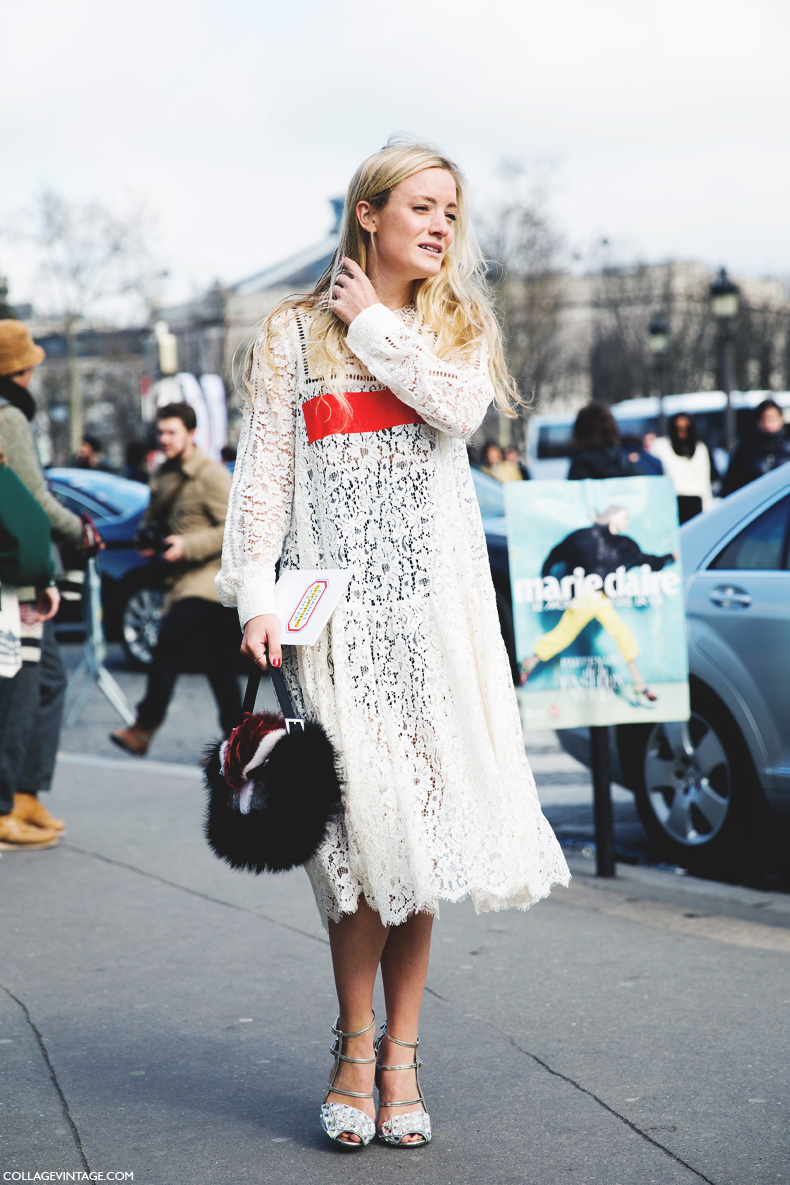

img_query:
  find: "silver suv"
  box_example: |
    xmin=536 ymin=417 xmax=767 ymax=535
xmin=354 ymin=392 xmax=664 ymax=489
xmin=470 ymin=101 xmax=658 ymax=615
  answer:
xmin=616 ymin=463 xmax=790 ymax=872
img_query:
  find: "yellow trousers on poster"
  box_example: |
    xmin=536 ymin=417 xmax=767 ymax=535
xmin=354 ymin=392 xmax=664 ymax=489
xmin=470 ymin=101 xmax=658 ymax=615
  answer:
xmin=532 ymin=592 xmax=640 ymax=666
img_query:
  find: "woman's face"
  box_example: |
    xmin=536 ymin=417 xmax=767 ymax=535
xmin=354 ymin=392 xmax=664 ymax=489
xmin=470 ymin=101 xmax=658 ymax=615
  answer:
xmin=675 ymin=417 xmax=690 ymax=439
xmin=608 ymin=509 xmax=630 ymax=535
xmin=358 ymin=168 xmax=457 ymax=286
xmin=759 ymin=406 xmax=784 ymax=435
xmin=11 ymin=366 xmax=35 ymax=390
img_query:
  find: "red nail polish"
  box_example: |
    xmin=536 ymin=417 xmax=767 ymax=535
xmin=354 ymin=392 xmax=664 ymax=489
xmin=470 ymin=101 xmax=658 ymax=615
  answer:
xmin=272 ymin=657 xmax=281 ymax=668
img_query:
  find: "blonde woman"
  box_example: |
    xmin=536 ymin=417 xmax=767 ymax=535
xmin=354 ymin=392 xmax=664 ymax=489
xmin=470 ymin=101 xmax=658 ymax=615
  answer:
xmin=218 ymin=139 xmax=569 ymax=1150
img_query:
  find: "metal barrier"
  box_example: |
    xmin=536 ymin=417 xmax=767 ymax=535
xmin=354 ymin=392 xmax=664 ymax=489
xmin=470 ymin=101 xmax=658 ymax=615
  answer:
xmin=64 ymin=557 xmax=135 ymax=726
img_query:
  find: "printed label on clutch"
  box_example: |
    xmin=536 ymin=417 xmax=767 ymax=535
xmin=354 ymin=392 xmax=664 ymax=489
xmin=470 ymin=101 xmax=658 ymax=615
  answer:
xmin=274 ymin=568 xmax=356 ymax=646
xmin=288 ymin=580 xmax=328 ymax=632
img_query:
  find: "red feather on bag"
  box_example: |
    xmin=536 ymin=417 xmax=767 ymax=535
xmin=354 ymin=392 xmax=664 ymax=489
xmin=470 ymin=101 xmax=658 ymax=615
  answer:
xmin=222 ymin=711 xmax=285 ymax=791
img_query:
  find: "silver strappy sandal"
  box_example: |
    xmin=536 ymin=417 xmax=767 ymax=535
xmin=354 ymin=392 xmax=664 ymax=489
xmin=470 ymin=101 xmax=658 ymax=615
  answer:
xmin=319 ymin=1013 xmax=376 ymax=1149
xmin=375 ymin=1023 xmax=432 ymax=1147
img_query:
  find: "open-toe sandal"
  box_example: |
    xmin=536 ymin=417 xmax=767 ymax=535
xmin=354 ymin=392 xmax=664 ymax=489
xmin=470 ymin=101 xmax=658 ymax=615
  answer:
xmin=374 ymin=1023 xmax=432 ymax=1148
xmin=319 ymin=1013 xmax=376 ymax=1149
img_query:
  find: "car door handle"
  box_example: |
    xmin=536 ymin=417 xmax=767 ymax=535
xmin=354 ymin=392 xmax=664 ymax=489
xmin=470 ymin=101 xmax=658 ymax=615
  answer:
xmin=709 ymin=585 xmax=753 ymax=609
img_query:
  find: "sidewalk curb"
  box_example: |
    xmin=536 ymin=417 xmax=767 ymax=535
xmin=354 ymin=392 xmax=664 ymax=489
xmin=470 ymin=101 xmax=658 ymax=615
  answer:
xmin=565 ymin=851 xmax=790 ymax=917
xmin=56 ymin=750 xmax=790 ymax=919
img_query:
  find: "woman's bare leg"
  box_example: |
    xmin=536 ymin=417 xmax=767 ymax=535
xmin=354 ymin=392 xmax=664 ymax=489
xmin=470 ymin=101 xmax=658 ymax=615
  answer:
xmin=627 ymin=659 xmax=657 ymax=698
xmin=377 ymin=911 xmax=434 ymax=1142
xmin=325 ymin=898 xmax=389 ymax=1142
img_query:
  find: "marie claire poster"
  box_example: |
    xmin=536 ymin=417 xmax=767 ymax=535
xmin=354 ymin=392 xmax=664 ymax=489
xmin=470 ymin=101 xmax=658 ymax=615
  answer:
xmin=504 ymin=476 xmax=690 ymax=730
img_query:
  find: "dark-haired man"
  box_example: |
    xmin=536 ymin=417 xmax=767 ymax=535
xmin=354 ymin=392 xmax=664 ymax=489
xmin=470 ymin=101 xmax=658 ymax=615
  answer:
xmin=73 ymin=434 xmax=110 ymax=471
xmin=111 ymin=403 xmax=241 ymax=756
xmin=722 ymin=399 xmax=790 ymax=496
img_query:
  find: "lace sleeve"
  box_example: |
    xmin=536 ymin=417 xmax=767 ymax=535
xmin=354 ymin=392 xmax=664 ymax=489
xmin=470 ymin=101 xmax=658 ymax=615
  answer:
xmin=345 ymin=303 xmax=495 ymax=439
xmin=216 ymin=315 xmax=297 ymax=625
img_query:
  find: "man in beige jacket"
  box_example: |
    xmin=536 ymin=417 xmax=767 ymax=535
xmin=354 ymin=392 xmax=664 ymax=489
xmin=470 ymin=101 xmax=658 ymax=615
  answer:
xmin=111 ymin=403 xmax=241 ymax=756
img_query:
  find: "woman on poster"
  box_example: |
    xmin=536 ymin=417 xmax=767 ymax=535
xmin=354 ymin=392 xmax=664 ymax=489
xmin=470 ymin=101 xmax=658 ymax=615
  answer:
xmin=218 ymin=139 xmax=570 ymax=1150
xmin=519 ymin=505 xmax=677 ymax=702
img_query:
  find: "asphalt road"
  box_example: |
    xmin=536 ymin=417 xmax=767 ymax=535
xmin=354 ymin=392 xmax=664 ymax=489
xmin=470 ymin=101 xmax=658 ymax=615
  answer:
xmin=4 ymin=757 xmax=790 ymax=1185
xmin=1 ymin=641 xmax=788 ymax=1184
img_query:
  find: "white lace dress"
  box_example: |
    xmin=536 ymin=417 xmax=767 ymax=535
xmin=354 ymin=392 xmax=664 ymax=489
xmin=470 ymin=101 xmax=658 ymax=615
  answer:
xmin=217 ymin=302 xmax=570 ymax=926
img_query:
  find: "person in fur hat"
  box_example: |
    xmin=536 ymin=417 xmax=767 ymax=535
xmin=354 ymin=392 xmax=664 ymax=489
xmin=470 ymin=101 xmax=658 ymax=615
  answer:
xmin=0 ymin=319 xmax=100 ymax=849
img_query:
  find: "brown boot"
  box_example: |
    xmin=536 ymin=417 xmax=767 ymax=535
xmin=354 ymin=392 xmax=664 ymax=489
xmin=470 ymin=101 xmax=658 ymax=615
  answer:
xmin=0 ymin=813 xmax=60 ymax=850
xmin=110 ymin=723 xmax=158 ymax=757
xmin=13 ymin=793 xmax=66 ymax=834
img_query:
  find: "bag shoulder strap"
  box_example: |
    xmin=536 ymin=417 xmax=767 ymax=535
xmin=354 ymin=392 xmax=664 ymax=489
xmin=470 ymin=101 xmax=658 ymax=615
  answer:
xmin=149 ymin=466 xmax=188 ymax=526
xmin=242 ymin=664 xmax=303 ymax=733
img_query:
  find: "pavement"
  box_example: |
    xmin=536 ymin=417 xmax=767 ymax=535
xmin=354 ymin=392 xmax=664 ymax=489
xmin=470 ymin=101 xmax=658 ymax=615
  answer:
xmin=2 ymin=648 xmax=789 ymax=1185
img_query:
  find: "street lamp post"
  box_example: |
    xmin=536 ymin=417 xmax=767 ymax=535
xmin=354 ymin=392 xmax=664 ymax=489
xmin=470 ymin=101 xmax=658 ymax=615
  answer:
xmin=709 ymin=267 xmax=740 ymax=451
xmin=648 ymin=311 xmax=670 ymax=436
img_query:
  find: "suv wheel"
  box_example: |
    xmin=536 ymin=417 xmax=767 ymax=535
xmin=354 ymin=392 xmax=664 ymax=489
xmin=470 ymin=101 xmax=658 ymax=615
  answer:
xmin=625 ymin=688 xmax=763 ymax=874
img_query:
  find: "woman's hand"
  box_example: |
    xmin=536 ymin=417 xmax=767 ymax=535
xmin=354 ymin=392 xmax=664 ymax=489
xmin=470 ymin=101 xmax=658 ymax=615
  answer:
xmin=37 ymin=586 xmax=61 ymax=622
xmin=241 ymin=612 xmax=282 ymax=671
xmin=19 ymin=587 xmax=61 ymax=624
xmin=331 ymin=257 xmax=379 ymax=326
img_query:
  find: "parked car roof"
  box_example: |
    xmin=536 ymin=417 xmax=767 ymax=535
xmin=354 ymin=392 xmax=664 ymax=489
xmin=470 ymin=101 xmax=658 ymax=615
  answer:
xmin=47 ymin=468 xmax=149 ymax=519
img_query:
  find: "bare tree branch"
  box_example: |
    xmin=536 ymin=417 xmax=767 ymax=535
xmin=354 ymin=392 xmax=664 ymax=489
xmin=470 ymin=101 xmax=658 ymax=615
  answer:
xmin=22 ymin=190 xmax=166 ymax=452
xmin=476 ymin=161 xmax=566 ymax=442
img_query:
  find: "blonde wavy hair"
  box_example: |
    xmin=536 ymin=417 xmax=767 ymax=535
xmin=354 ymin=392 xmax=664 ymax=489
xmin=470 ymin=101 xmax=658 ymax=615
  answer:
xmin=245 ymin=138 xmax=518 ymax=415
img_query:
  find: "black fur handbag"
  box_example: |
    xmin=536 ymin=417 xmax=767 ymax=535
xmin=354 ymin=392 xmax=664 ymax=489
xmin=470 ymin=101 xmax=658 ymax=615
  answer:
xmin=204 ymin=663 xmax=342 ymax=874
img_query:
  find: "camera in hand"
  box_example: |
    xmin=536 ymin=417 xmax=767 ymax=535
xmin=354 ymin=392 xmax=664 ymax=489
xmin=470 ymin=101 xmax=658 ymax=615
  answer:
xmin=136 ymin=523 xmax=170 ymax=553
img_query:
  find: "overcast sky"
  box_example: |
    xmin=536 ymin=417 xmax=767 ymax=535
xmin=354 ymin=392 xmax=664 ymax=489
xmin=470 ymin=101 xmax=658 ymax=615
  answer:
xmin=3 ymin=0 xmax=789 ymax=312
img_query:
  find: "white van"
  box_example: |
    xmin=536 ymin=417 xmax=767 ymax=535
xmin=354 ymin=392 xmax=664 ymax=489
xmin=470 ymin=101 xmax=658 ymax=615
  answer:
xmin=525 ymin=391 xmax=790 ymax=480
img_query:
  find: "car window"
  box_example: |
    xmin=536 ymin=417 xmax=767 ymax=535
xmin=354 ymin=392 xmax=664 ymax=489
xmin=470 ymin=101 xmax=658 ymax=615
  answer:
xmin=709 ymin=494 xmax=790 ymax=571
xmin=537 ymin=424 xmax=573 ymax=459
xmin=46 ymin=469 xmax=150 ymax=517
xmin=616 ymin=415 xmax=655 ymax=439
xmin=51 ymin=485 xmax=111 ymax=522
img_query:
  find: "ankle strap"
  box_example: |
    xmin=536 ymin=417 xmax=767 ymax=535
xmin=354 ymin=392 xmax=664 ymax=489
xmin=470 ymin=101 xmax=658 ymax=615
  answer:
xmin=330 ymin=1043 xmax=377 ymax=1066
xmin=379 ymin=1023 xmax=420 ymax=1049
xmin=328 ymin=1084 xmax=375 ymax=1101
xmin=332 ymin=1012 xmax=375 ymax=1040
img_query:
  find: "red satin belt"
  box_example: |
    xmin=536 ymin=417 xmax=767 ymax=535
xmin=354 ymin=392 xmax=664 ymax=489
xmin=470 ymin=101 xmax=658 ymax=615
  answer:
xmin=301 ymin=389 xmax=424 ymax=444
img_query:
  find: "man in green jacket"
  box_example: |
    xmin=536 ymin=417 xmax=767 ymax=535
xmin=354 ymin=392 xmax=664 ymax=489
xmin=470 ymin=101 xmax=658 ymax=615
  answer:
xmin=111 ymin=402 xmax=241 ymax=756
xmin=0 ymin=320 xmax=97 ymax=849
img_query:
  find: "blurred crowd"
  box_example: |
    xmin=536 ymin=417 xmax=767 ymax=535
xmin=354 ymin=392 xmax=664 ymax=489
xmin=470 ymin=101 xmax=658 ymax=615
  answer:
xmin=67 ymin=434 xmax=238 ymax=484
xmin=477 ymin=397 xmax=790 ymax=525
xmin=0 ymin=318 xmax=239 ymax=850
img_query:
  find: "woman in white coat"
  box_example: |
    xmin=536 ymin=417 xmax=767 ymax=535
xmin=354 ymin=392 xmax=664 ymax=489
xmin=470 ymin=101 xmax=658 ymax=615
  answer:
xmin=218 ymin=139 xmax=569 ymax=1151
xmin=650 ymin=413 xmax=714 ymax=523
